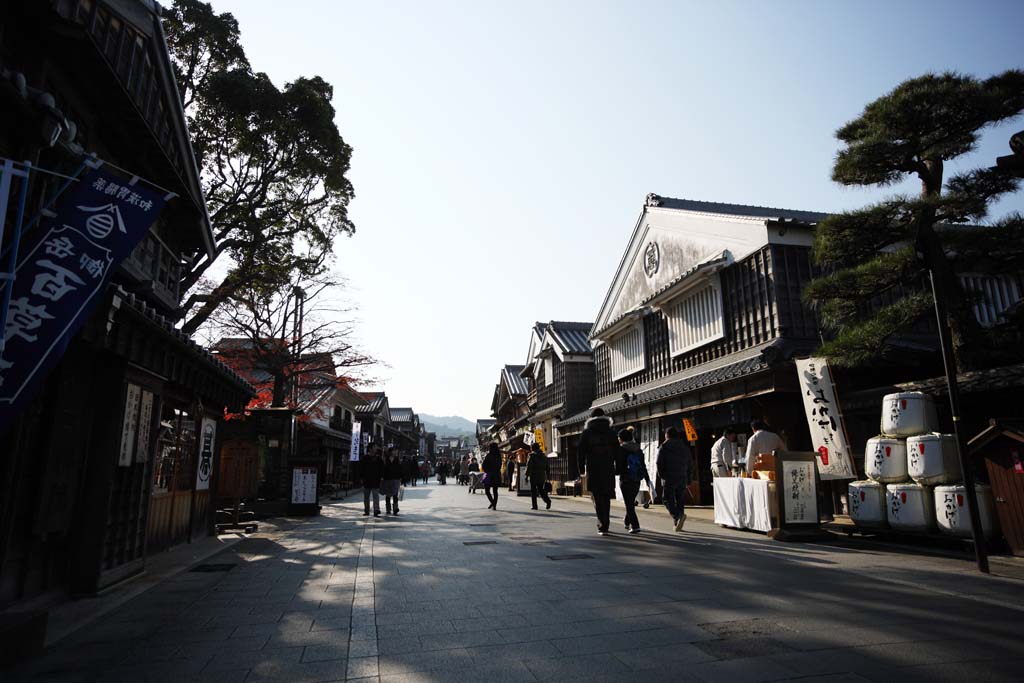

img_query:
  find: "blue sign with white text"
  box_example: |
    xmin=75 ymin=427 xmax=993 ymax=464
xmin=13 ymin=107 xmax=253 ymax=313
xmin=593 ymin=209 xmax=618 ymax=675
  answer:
xmin=0 ymin=167 xmax=167 ymax=434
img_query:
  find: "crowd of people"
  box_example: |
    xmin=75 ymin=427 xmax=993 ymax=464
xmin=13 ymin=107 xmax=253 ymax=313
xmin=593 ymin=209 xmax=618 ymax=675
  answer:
xmin=354 ymin=411 xmax=785 ymax=533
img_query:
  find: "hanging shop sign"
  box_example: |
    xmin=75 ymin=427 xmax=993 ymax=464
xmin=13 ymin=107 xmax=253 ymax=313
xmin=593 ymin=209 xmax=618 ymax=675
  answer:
xmin=195 ymin=417 xmax=216 ymax=491
xmin=534 ymin=428 xmax=546 ymax=452
xmin=349 ymin=421 xmax=362 ymax=461
xmin=682 ymin=418 xmax=698 ymax=443
xmin=795 ymin=357 xmax=856 ymax=480
xmin=0 ymin=166 xmax=168 ymax=434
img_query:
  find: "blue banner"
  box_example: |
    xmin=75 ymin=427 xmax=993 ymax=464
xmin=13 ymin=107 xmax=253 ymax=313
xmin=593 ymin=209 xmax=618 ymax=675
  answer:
xmin=0 ymin=166 xmax=168 ymax=435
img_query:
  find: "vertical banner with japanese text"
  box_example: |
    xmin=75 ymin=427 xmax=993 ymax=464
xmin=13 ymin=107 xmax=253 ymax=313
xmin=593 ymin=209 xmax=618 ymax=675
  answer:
xmin=349 ymin=421 xmax=362 ymax=462
xmin=795 ymin=357 xmax=856 ymax=480
xmin=0 ymin=167 xmax=168 ymax=434
xmin=196 ymin=417 xmax=216 ymax=491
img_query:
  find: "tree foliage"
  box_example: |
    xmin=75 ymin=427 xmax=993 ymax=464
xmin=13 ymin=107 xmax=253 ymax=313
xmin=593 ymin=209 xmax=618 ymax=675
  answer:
xmin=806 ymin=70 xmax=1024 ymax=371
xmin=164 ymin=0 xmax=355 ymax=335
xmin=211 ymin=273 xmax=374 ymax=411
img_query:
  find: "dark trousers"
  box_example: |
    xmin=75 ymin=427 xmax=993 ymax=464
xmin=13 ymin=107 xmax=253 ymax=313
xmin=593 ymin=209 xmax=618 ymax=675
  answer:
xmin=485 ymin=484 xmax=499 ymax=507
xmin=591 ymin=492 xmax=612 ymax=531
xmin=530 ymin=482 xmax=550 ymax=508
xmin=663 ymin=478 xmax=687 ymax=520
xmin=620 ymin=480 xmax=640 ymax=529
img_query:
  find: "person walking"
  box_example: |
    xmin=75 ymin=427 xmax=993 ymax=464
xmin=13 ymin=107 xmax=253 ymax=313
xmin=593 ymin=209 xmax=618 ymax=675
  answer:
xmin=460 ymin=456 xmax=470 ymax=485
xmin=657 ymin=427 xmax=693 ymax=531
xmin=616 ymin=428 xmax=649 ymax=534
xmin=527 ymin=442 xmax=551 ymax=510
xmin=745 ymin=421 xmax=786 ymax=475
xmin=404 ymin=456 xmax=418 ymax=487
xmin=577 ymin=408 xmax=618 ymax=535
xmin=382 ymin=448 xmax=403 ymax=515
xmin=482 ymin=443 xmax=503 ymax=510
xmin=420 ymin=460 xmax=429 ymax=485
xmin=711 ymin=427 xmax=738 ymax=477
xmin=360 ymin=447 xmax=384 ymax=517
xmin=506 ymin=453 xmax=517 ymax=491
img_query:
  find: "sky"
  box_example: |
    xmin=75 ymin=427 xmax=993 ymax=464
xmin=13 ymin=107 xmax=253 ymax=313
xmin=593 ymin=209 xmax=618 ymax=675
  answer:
xmin=208 ymin=0 xmax=1024 ymax=421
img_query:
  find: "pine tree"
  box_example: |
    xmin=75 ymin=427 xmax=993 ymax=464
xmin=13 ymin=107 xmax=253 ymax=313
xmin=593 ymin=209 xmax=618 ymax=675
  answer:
xmin=805 ymin=71 xmax=1024 ymax=371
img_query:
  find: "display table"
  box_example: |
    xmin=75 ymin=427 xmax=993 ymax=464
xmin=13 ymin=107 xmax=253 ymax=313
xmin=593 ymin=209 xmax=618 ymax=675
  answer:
xmin=713 ymin=477 xmax=777 ymax=532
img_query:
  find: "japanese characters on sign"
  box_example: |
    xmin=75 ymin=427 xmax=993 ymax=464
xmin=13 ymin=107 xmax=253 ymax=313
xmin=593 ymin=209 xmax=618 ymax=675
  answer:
xmin=118 ymin=384 xmax=142 ymax=467
xmin=682 ymin=418 xmax=698 ymax=443
xmin=291 ymin=466 xmax=318 ymax=505
xmin=534 ymin=427 xmax=546 ymax=452
xmin=135 ymin=390 xmax=154 ymax=463
xmin=795 ymin=358 xmax=856 ymax=480
xmin=0 ymin=168 xmax=167 ymax=434
xmin=349 ymin=421 xmax=362 ymax=462
xmin=783 ymin=460 xmax=817 ymax=524
xmin=195 ymin=418 xmax=216 ymax=491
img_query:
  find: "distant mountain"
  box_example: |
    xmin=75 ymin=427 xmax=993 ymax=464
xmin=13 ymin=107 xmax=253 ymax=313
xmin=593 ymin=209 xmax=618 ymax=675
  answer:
xmin=420 ymin=414 xmax=476 ymax=437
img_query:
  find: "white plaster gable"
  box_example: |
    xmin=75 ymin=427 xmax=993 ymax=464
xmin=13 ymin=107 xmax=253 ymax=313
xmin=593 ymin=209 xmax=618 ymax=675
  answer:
xmin=591 ymin=205 xmax=774 ymax=337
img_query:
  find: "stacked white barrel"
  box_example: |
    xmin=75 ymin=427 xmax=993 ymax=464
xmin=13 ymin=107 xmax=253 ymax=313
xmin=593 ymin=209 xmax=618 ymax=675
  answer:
xmin=848 ymin=391 xmax=997 ymax=537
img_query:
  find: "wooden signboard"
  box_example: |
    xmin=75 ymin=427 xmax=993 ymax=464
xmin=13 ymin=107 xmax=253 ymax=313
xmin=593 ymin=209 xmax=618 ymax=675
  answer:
xmin=770 ymin=451 xmax=824 ymax=540
xmin=218 ymin=439 xmax=259 ymax=499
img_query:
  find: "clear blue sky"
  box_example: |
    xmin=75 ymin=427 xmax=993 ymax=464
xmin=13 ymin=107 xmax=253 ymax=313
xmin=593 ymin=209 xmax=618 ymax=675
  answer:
xmin=210 ymin=0 xmax=1024 ymax=421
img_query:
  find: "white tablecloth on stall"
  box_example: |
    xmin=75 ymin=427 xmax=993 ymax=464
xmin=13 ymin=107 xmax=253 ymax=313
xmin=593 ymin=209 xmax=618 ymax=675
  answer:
xmin=713 ymin=477 xmax=776 ymax=532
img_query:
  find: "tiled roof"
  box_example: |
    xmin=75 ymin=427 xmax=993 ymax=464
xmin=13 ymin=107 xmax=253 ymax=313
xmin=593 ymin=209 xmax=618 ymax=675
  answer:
xmin=547 ymin=321 xmax=593 ymax=355
xmin=116 ymin=289 xmax=253 ymax=396
xmin=648 ymin=195 xmax=829 ymax=225
xmin=389 ymin=407 xmax=415 ymax=423
xmin=897 ymin=362 xmax=1024 ymax=396
xmin=356 ymin=392 xmax=386 ymax=414
xmin=476 ymin=419 xmax=496 ymax=430
xmin=555 ymin=355 xmax=770 ymax=428
xmin=503 ymin=365 xmax=528 ymax=396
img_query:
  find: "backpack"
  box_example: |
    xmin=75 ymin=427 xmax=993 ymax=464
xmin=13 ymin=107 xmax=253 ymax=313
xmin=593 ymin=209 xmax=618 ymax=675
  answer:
xmin=626 ymin=451 xmax=644 ymax=482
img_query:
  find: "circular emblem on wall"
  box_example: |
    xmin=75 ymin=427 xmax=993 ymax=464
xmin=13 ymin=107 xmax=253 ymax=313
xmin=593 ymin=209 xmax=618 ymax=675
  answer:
xmin=643 ymin=241 xmax=660 ymax=278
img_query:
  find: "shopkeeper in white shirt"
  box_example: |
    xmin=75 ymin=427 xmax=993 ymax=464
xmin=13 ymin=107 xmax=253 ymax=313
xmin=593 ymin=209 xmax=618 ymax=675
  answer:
xmin=710 ymin=427 xmax=737 ymax=477
xmin=744 ymin=421 xmax=786 ymax=474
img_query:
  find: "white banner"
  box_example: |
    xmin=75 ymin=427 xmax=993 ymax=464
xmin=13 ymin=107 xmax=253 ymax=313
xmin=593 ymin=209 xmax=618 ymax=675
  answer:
xmin=195 ymin=417 xmax=216 ymax=490
xmin=118 ymin=384 xmax=141 ymax=467
xmin=796 ymin=357 xmax=856 ymax=480
xmin=135 ymin=390 xmax=154 ymax=463
xmin=292 ymin=466 xmax=318 ymax=504
xmin=349 ymin=421 xmax=362 ymax=462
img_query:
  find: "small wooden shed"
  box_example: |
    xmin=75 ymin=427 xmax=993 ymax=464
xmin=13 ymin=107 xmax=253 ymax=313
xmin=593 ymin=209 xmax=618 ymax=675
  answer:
xmin=969 ymin=419 xmax=1024 ymax=556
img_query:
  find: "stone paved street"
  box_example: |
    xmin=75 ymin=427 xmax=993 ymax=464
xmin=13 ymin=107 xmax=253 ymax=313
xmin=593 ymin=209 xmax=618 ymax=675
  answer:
xmin=11 ymin=482 xmax=1024 ymax=683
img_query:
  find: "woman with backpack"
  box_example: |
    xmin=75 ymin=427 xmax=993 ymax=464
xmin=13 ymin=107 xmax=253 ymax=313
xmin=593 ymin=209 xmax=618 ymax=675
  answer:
xmin=617 ymin=428 xmax=649 ymax=534
xmin=526 ymin=442 xmax=552 ymax=510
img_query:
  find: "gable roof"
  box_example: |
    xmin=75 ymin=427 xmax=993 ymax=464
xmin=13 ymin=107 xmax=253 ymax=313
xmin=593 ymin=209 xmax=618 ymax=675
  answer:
xmin=389 ymin=407 xmax=415 ymax=424
xmin=546 ymin=321 xmax=593 ymax=356
xmin=502 ymin=365 xmax=528 ymax=396
xmin=356 ymin=391 xmax=388 ymax=415
xmin=590 ymin=194 xmax=822 ymax=341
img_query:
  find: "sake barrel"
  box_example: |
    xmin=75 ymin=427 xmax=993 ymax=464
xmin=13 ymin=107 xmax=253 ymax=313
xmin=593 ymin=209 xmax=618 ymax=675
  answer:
xmin=934 ymin=484 xmax=998 ymax=539
xmin=880 ymin=392 xmax=938 ymax=437
xmin=907 ymin=433 xmax=960 ymax=486
xmin=864 ymin=436 xmax=908 ymax=483
xmin=848 ymin=480 xmax=887 ymax=527
xmin=886 ymin=483 xmax=935 ymax=532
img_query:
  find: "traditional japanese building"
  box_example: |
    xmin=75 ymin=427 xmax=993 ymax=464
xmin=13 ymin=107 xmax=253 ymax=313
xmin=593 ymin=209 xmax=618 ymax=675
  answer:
xmin=475 ymin=418 xmax=496 ymax=447
xmin=555 ymin=194 xmax=825 ymax=504
xmin=388 ymin=407 xmax=424 ymax=457
xmin=355 ymin=391 xmax=392 ymax=449
xmin=0 ymin=0 xmax=252 ymax=617
xmin=521 ymin=321 xmax=595 ymax=489
xmin=490 ymin=365 xmax=530 ymax=451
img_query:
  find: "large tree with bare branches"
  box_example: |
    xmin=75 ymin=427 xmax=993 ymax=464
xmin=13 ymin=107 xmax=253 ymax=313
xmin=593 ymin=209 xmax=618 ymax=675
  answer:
xmin=164 ymin=0 xmax=355 ymax=335
xmin=210 ymin=273 xmax=374 ymax=409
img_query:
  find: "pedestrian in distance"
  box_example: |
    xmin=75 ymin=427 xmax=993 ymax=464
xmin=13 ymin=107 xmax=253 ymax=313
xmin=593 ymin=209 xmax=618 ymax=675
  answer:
xmin=506 ymin=453 xmax=517 ymax=491
xmin=437 ymin=459 xmax=448 ymax=485
xmin=482 ymin=442 xmax=503 ymax=510
xmin=382 ymin=448 xmax=403 ymax=515
xmin=657 ymin=427 xmax=693 ymax=531
xmin=404 ymin=456 xmax=418 ymax=487
xmin=360 ymin=447 xmax=384 ymax=517
xmin=460 ymin=456 xmax=470 ymax=485
xmin=420 ymin=460 xmax=429 ymax=485
xmin=616 ymin=428 xmax=649 ymax=534
xmin=577 ymin=407 xmax=618 ymax=535
xmin=527 ymin=442 xmax=552 ymax=510
xmin=711 ymin=427 xmax=738 ymax=478
xmin=745 ymin=420 xmax=786 ymax=475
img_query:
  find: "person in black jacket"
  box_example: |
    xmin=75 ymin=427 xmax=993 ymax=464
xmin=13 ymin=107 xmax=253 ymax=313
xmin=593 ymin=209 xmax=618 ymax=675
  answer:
xmin=382 ymin=449 xmax=403 ymax=515
xmin=616 ymin=428 xmax=649 ymax=534
xmin=527 ymin=442 xmax=551 ymax=510
xmin=577 ymin=408 xmax=618 ymax=535
xmin=482 ymin=442 xmax=503 ymax=510
xmin=656 ymin=427 xmax=693 ymax=531
xmin=403 ymin=456 xmax=418 ymax=487
xmin=360 ymin=447 xmax=384 ymax=517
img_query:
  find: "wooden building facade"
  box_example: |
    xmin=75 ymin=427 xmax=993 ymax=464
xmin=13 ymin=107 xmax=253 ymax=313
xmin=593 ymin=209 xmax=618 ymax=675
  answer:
xmin=0 ymin=0 xmax=252 ymax=611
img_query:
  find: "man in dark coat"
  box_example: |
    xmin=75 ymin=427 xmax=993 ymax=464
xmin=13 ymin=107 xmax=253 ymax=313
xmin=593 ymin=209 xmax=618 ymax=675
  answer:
xmin=526 ymin=443 xmax=551 ymax=510
xmin=360 ymin=447 xmax=384 ymax=517
xmin=482 ymin=443 xmax=503 ymax=509
xmin=656 ymin=427 xmax=693 ymax=531
xmin=577 ymin=408 xmax=618 ymax=535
